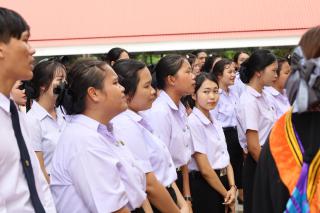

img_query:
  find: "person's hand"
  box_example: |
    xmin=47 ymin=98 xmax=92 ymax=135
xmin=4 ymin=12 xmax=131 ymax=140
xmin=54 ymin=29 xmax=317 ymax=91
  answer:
xmin=224 ymin=188 xmax=236 ymax=205
xmin=186 ymin=201 xmax=193 ymax=213
xmin=225 ymin=202 xmax=235 ymax=213
xmin=179 ymin=204 xmax=189 ymax=213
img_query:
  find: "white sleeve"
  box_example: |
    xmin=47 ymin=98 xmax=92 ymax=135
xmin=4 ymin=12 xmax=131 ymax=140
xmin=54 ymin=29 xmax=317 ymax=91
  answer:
xmin=145 ymin=109 xmax=172 ymax=147
xmin=68 ymin=148 xmax=129 ymax=213
xmin=26 ymin=115 xmax=43 ymax=152
xmin=113 ymin=123 xmax=153 ymax=174
xmin=0 ymin=198 xmax=7 ymax=213
xmin=241 ymin=100 xmax=259 ymax=132
xmin=28 ymin=148 xmax=57 ymax=213
xmin=188 ymin=120 xmax=207 ymax=155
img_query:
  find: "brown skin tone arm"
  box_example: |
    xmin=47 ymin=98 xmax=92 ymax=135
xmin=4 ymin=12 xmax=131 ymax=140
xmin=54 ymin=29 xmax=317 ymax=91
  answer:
xmin=146 ymin=172 xmax=180 ymax=213
xmin=181 ymin=165 xmax=192 ymax=212
xmin=172 ymin=182 xmax=189 ymax=213
xmin=193 ymin=153 xmax=228 ymax=197
xmin=35 ymin=151 xmax=50 ymax=183
xmin=113 ymin=207 xmax=130 ymax=213
xmin=246 ymin=130 xmax=261 ymax=162
xmin=142 ymin=199 xmax=153 ymax=213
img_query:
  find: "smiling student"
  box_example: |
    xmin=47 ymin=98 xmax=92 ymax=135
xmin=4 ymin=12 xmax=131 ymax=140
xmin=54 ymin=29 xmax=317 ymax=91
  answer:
xmin=112 ymin=59 xmax=189 ymax=213
xmin=210 ymin=59 xmax=244 ymax=204
xmin=51 ymin=59 xmax=149 ymax=213
xmin=187 ymin=73 xmax=236 ymax=213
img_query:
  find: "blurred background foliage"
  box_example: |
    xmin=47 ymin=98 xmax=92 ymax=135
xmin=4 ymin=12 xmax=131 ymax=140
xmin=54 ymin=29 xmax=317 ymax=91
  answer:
xmin=35 ymin=46 xmax=294 ymax=67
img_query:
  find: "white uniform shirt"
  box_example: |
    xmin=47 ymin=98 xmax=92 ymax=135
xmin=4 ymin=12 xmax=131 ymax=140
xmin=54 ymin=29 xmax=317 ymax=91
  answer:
xmin=50 ymin=114 xmax=146 ymax=213
xmin=236 ymin=86 xmax=277 ymax=151
xmin=231 ymin=72 xmax=246 ymax=96
xmin=0 ymin=93 xmax=56 ymax=213
xmin=211 ymin=87 xmax=239 ymax=127
xmin=142 ymin=91 xmax=192 ymax=168
xmin=112 ymin=109 xmax=177 ymax=187
xmin=27 ymin=101 xmax=66 ymax=174
xmin=188 ymin=107 xmax=230 ymax=171
xmin=264 ymin=86 xmax=291 ymax=119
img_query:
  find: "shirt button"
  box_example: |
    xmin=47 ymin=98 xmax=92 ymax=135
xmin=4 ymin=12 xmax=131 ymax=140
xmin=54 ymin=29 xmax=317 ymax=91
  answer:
xmin=169 ymin=163 xmax=172 ymax=168
xmin=183 ymin=128 xmax=186 ymax=132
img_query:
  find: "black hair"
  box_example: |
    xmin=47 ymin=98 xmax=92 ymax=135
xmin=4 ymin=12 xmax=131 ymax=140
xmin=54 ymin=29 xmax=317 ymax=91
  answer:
xmin=112 ymin=59 xmax=146 ymax=98
xmin=186 ymin=72 xmax=219 ymax=109
xmin=28 ymin=60 xmax=66 ymax=100
xmin=239 ymin=49 xmax=277 ymax=83
xmin=154 ymin=54 xmax=187 ymax=90
xmin=147 ymin=64 xmax=158 ymax=89
xmin=0 ymin=7 xmax=29 ymax=43
xmin=101 ymin=47 xmax=129 ymax=65
xmin=186 ymin=53 xmax=197 ymax=66
xmin=201 ymin=53 xmax=221 ymax=73
xmin=57 ymin=59 xmax=110 ymax=115
xmin=276 ymin=57 xmax=288 ymax=76
xmin=191 ymin=50 xmax=206 ymax=57
xmin=233 ymin=51 xmax=249 ymax=63
xmin=211 ymin=58 xmax=233 ymax=78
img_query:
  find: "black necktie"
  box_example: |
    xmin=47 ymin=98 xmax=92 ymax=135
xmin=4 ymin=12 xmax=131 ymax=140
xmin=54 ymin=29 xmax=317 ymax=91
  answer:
xmin=10 ymin=100 xmax=46 ymax=213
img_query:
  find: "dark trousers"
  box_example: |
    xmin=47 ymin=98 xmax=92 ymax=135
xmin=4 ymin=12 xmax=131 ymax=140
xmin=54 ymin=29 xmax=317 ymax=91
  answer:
xmin=151 ymin=185 xmax=178 ymax=213
xmin=243 ymin=154 xmax=257 ymax=213
xmin=223 ymin=127 xmax=243 ymax=189
xmin=189 ymin=171 xmax=228 ymax=213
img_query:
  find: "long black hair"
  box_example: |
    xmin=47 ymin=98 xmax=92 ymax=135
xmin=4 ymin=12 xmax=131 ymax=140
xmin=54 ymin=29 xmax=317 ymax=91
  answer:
xmin=239 ymin=49 xmax=276 ymax=83
xmin=56 ymin=59 xmax=110 ymax=115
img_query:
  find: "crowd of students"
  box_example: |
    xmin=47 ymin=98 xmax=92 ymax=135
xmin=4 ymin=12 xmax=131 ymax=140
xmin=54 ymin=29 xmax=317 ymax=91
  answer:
xmin=1 ymin=7 xmax=320 ymax=213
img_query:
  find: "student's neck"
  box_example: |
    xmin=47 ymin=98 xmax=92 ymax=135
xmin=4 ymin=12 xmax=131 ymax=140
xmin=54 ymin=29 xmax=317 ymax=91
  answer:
xmin=164 ymin=88 xmax=182 ymax=106
xmin=0 ymin=77 xmax=15 ymax=97
xmin=272 ymin=83 xmax=284 ymax=94
xmin=83 ymin=108 xmax=114 ymax=126
xmin=248 ymin=79 xmax=263 ymax=94
xmin=219 ymin=82 xmax=229 ymax=93
xmin=38 ymin=95 xmax=57 ymax=119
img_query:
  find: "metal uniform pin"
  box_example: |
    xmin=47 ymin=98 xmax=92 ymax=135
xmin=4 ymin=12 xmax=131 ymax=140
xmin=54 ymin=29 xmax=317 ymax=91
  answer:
xmin=25 ymin=160 xmax=30 ymax=167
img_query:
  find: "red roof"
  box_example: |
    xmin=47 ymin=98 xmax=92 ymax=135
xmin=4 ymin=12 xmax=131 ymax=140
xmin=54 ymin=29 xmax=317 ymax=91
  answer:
xmin=2 ymin=0 xmax=319 ymax=55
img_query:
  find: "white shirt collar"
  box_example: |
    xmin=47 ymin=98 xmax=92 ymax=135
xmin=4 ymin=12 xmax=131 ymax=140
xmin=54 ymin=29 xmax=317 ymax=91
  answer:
xmin=0 ymin=93 xmax=10 ymax=113
xmin=123 ymin=109 xmax=143 ymax=122
xmin=192 ymin=107 xmax=211 ymax=126
xmin=31 ymin=101 xmax=52 ymax=120
xmin=264 ymin=86 xmax=280 ymax=96
xmin=159 ymin=90 xmax=187 ymax=117
xmin=247 ymin=85 xmax=262 ymax=98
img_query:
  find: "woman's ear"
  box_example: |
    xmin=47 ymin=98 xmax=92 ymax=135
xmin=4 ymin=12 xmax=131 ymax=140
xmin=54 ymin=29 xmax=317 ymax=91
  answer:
xmin=191 ymin=93 xmax=196 ymax=101
xmin=87 ymin=87 xmax=99 ymax=102
xmin=125 ymin=94 xmax=131 ymax=103
xmin=166 ymin=75 xmax=176 ymax=87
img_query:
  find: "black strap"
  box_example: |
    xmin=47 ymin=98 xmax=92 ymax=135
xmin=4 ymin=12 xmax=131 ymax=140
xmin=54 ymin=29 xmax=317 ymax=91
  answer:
xmin=10 ymin=100 xmax=46 ymax=213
